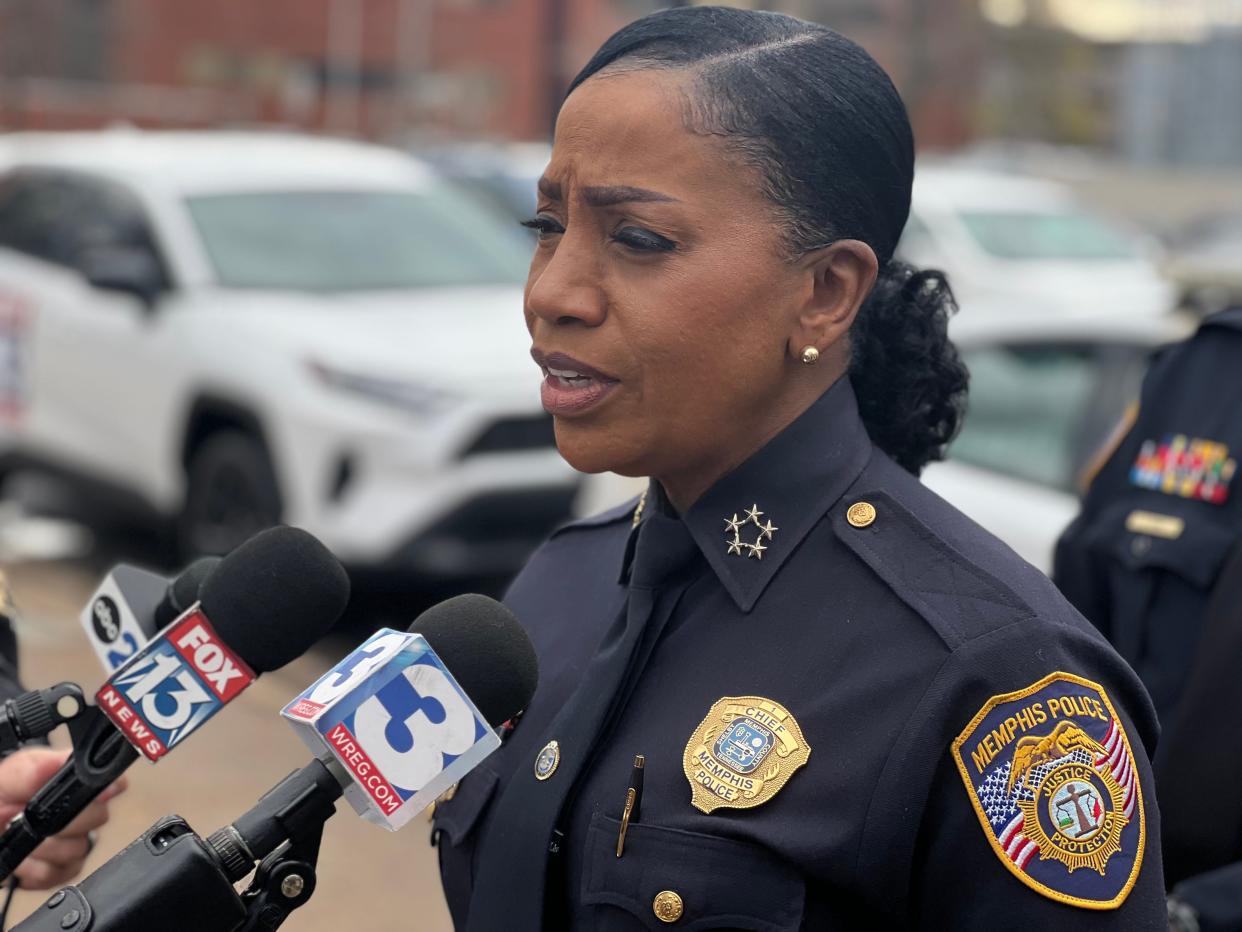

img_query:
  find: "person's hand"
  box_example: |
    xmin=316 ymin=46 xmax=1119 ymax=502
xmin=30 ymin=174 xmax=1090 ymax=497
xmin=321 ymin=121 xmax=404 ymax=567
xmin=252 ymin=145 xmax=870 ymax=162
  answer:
xmin=0 ymin=748 xmax=127 ymax=889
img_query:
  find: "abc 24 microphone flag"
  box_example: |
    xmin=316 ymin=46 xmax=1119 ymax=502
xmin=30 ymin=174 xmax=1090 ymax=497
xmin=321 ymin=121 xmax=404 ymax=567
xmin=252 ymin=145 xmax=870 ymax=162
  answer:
xmin=282 ymin=628 xmax=499 ymax=830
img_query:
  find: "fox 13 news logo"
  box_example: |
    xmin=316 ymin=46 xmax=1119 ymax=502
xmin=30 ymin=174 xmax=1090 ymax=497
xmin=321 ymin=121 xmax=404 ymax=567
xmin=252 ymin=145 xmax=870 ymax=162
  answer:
xmin=96 ymin=611 xmax=255 ymax=761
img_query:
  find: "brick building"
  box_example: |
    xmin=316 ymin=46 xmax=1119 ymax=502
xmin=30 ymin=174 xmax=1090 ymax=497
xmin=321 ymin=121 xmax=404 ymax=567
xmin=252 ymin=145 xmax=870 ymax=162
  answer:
xmin=0 ymin=0 xmax=982 ymax=148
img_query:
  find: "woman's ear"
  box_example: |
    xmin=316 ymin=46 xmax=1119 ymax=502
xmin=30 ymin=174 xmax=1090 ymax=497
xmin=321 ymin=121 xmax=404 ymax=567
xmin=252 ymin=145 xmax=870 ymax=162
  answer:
xmin=788 ymin=239 xmax=879 ymax=363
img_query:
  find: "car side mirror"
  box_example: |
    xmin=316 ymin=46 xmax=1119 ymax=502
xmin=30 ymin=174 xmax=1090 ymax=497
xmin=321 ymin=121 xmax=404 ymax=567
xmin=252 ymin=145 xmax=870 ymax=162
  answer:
xmin=79 ymin=245 xmax=165 ymax=310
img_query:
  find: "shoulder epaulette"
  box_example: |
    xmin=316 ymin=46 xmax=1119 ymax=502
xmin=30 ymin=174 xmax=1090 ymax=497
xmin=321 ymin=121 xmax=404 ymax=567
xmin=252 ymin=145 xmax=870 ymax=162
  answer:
xmin=830 ymin=488 xmax=1036 ymax=650
xmin=550 ymin=495 xmax=640 ymax=539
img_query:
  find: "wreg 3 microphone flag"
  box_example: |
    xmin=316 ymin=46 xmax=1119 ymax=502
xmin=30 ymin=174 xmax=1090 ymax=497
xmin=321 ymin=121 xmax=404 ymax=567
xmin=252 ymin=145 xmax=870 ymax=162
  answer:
xmin=282 ymin=592 xmax=538 ymax=830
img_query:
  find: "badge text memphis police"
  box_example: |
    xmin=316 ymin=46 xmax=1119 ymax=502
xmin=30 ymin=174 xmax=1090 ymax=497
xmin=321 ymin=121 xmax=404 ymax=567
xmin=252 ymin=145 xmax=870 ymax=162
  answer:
xmin=952 ymin=672 xmax=1145 ymax=909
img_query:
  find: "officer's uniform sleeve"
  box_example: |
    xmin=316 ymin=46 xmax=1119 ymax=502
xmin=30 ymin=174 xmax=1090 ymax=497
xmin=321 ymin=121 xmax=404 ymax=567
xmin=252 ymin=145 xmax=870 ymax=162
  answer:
xmin=1052 ymin=402 xmax=1149 ymax=642
xmin=859 ymin=619 xmax=1167 ymax=930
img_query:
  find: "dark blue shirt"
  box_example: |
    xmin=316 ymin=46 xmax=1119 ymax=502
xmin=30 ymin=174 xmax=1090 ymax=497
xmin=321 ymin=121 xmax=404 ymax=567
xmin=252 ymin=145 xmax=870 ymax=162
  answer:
xmin=436 ymin=377 xmax=1166 ymax=930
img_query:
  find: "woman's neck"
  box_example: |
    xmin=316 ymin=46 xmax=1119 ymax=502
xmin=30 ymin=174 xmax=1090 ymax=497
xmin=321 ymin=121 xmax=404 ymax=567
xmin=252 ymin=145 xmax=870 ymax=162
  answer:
xmin=656 ymin=372 xmax=842 ymax=513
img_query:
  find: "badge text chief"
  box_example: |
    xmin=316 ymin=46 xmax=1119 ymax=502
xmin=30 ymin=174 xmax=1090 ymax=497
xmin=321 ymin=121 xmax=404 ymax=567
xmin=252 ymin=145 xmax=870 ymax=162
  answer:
xmin=282 ymin=628 xmax=499 ymax=831
xmin=95 ymin=608 xmax=256 ymax=762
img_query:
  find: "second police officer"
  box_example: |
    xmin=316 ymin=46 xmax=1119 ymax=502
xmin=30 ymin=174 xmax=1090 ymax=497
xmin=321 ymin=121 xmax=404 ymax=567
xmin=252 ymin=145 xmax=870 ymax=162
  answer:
xmin=1057 ymin=307 xmax=1242 ymax=931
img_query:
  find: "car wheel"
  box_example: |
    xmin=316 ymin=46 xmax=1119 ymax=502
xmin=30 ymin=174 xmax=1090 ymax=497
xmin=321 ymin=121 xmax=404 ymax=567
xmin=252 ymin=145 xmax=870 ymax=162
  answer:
xmin=178 ymin=430 xmax=282 ymax=558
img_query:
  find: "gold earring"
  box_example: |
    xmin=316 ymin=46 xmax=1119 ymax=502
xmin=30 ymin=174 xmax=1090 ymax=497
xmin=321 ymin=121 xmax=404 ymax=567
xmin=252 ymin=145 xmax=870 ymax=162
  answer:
xmin=800 ymin=346 xmax=820 ymax=365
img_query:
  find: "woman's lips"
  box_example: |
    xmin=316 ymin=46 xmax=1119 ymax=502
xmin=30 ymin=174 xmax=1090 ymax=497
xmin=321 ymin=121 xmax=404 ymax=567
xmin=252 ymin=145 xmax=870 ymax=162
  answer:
xmin=532 ymin=350 xmax=620 ymax=417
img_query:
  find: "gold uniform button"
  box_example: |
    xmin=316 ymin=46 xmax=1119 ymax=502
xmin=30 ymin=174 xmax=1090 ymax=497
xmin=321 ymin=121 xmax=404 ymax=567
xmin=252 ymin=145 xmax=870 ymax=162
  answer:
xmin=653 ymin=890 xmax=684 ymax=923
xmin=846 ymin=501 xmax=877 ymax=528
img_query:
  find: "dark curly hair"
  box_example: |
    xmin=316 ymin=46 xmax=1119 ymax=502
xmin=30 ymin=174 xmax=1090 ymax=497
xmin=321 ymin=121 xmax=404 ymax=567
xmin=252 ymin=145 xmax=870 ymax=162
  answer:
xmin=567 ymin=6 xmax=968 ymax=473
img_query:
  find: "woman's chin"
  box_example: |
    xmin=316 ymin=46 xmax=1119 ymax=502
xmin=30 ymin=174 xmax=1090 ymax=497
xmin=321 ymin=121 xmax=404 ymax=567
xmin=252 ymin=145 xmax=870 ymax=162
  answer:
xmin=552 ymin=424 xmax=646 ymax=477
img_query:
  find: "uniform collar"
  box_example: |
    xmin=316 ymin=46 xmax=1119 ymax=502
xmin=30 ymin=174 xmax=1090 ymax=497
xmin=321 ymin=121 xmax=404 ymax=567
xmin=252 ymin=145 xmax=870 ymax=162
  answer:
xmin=622 ymin=376 xmax=873 ymax=611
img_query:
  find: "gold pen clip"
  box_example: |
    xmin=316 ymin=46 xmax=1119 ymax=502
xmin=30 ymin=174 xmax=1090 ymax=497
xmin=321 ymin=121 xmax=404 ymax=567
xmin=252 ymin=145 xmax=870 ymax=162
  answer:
xmin=616 ymin=754 xmax=645 ymax=858
xmin=616 ymin=787 xmax=637 ymax=858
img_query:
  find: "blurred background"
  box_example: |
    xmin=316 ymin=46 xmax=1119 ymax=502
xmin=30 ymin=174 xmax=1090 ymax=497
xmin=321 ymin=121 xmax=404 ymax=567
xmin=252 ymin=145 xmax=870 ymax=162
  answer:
xmin=0 ymin=0 xmax=1241 ymax=927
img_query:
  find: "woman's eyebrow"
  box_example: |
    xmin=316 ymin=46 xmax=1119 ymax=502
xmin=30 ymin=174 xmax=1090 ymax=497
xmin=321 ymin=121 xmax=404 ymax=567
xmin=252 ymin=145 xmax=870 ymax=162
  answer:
xmin=536 ymin=177 xmax=678 ymax=207
xmin=537 ymin=177 xmax=562 ymax=200
xmin=582 ymin=185 xmax=679 ymax=207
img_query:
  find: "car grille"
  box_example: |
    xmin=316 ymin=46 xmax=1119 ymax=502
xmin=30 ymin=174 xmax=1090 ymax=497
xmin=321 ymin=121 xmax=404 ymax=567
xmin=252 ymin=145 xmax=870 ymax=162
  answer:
xmin=396 ymin=485 xmax=580 ymax=578
xmin=460 ymin=414 xmax=556 ymax=457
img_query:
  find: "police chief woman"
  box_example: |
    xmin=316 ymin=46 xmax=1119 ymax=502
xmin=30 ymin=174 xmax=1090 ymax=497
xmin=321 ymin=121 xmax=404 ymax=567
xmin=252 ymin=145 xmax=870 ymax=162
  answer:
xmin=432 ymin=7 xmax=1166 ymax=929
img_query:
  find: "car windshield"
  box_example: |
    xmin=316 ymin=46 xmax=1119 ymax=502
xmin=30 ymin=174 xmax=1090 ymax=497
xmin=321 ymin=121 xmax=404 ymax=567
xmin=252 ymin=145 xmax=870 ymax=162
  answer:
xmin=185 ymin=188 xmax=531 ymax=291
xmin=959 ymin=210 xmax=1140 ymax=261
xmin=949 ymin=342 xmax=1151 ymax=490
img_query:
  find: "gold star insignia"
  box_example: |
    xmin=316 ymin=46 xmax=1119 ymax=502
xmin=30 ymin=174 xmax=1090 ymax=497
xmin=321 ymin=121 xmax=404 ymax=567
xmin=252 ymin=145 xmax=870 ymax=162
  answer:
xmin=724 ymin=514 xmax=744 ymax=534
xmin=727 ymin=538 xmax=745 ymax=556
xmin=747 ymin=540 xmax=767 ymax=560
xmin=744 ymin=504 xmax=763 ymax=523
xmin=760 ymin=520 xmax=778 ymax=540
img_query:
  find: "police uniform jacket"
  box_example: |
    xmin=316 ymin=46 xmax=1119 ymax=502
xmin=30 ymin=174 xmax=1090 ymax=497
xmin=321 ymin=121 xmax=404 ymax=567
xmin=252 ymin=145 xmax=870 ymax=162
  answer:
xmin=1055 ymin=308 xmax=1242 ymax=891
xmin=1055 ymin=308 xmax=1242 ymax=731
xmin=435 ymin=377 xmax=1167 ymax=930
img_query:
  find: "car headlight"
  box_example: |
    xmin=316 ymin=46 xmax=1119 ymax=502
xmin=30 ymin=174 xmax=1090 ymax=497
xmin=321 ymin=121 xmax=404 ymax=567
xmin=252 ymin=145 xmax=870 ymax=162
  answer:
xmin=307 ymin=361 xmax=459 ymax=418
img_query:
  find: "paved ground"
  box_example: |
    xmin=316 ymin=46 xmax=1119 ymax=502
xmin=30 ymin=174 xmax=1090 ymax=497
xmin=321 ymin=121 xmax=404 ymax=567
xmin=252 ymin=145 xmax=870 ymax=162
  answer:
xmin=2 ymin=557 xmax=454 ymax=931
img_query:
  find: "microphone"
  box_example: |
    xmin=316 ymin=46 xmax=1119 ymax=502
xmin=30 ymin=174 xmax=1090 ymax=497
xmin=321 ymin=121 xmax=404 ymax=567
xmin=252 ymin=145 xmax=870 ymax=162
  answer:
xmin=0 ymin=559 xmax=221 ymax=753
xmin=79 ymin=557 xmax=221 ymax=674
xmin=280 ymin=592 xmax=539 ymax=830
xmin=154 ymin=557 xmax=222 ymax=630
xmin=0 ymin=527 xmax=349 ymax=883
xmin=12 ymin=595 xmax=537 ymax=932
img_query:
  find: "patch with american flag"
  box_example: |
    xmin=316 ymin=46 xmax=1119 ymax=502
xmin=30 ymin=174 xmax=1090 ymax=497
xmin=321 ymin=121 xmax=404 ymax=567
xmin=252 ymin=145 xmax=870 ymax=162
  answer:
xmin=951 ymin=672 xmax=1146 ymax=910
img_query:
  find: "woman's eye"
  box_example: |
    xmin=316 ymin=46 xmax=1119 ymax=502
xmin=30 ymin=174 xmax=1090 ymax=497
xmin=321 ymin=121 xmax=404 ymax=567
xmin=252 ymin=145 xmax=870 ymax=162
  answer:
xmin=520 ymin=216 xmax=564 ymax=239
xmin=613 ymin=226 xmax=676 ymax=253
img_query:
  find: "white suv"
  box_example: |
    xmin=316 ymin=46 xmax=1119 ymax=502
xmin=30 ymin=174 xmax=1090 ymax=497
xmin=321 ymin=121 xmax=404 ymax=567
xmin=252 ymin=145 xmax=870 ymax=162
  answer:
xmin=0 ymin=130 xmax=577 ymax=579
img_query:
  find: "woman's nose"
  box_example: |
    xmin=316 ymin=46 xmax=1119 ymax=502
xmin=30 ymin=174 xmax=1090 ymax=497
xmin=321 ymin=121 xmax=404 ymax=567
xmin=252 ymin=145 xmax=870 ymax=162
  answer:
xmin=525 ymin=235 xmax=607 ymax=329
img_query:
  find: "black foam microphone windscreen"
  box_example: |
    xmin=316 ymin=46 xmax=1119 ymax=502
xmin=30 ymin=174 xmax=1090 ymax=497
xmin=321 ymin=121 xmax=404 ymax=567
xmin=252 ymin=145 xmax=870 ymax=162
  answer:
xmin=153 ymin=556 xmax=222 ymax=630
xmin=199 ymin=526 xmax=351 ymax=672
xmin=408 ymin=593 xmax=538 ymax=727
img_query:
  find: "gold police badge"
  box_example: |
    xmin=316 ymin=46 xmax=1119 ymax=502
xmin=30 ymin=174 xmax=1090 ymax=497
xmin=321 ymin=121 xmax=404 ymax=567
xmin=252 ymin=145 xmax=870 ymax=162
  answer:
xmin=683 ymin=696 xmax=810 ymax=813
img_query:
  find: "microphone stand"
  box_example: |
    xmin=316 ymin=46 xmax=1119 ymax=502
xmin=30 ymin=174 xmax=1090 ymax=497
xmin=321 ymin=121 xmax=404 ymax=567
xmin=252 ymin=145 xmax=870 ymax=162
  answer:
xmin=13 ymin=758 xmax=344 ymax=932
xmin=233 ymin=823 xmax=324 ymax=931
xmin=0 ymin=683 xmax=86 ymax=753
xmin=0 ymin=704 xmax=136 ymax=883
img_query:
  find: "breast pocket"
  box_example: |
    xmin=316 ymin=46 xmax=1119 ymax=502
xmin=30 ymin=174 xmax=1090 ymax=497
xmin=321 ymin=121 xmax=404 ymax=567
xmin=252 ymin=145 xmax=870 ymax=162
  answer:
xmin=1087 ymin=499 xmax=1237 ymax=624
xmin=1091 ymin=501 xmax=1237 ymax=587
xmin=578 ymin=811 xmax=806 ymax=932
xmin=1084 ymin=500 xmax=1238 ymax=711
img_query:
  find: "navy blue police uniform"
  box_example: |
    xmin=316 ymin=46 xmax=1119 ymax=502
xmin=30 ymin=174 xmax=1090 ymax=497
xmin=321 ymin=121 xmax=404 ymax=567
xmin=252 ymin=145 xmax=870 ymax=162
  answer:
xmin=435 ymin=377 xmax=1167 ymax=930
xmin=1055 ymin=308 xmax=1242 ymax=734
xmin=1055 ymin=308 xmax=1242 ymax=923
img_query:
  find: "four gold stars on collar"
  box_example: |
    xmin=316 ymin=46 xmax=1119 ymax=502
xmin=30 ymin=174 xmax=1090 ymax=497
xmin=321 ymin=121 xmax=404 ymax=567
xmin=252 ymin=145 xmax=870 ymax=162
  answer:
xmin=725 ymin=504 xmax=778 ymax=559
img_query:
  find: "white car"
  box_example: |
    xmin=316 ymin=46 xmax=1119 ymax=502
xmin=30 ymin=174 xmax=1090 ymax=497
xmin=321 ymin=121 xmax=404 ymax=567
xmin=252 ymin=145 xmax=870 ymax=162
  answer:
xmin=0 ymin=130 xmax=578 ymax=579
xmin=575 ymin=311 xmax=1194 ymax=574
xmin=899 ymin=166 xmax=1175 ymax=318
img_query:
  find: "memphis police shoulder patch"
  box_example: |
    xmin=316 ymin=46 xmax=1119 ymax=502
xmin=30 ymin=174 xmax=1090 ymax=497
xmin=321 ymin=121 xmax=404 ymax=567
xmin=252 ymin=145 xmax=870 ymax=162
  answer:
xmin=951 ymin=672 xmax=1145 ymax=910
